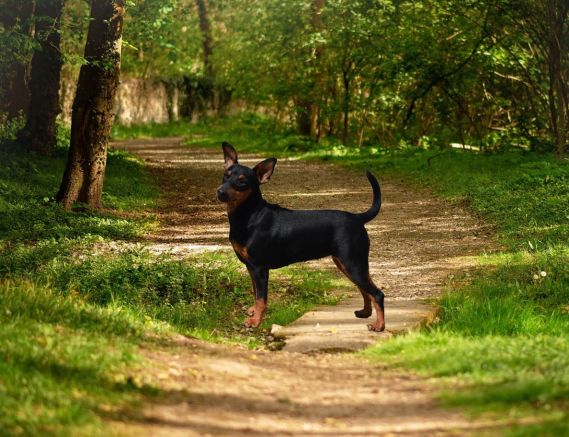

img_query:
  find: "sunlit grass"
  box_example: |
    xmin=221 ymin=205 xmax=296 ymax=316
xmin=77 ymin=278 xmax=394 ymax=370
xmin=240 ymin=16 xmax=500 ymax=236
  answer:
xmin=111 ymin=113 xmax=321 ymax=155
xmin=111 ymin=120 xmax=194 ymax=140
xmin=0 ymin=280 xmax=161 ymax=435
xmin=1 ymin=239 xmax=338 ymax=336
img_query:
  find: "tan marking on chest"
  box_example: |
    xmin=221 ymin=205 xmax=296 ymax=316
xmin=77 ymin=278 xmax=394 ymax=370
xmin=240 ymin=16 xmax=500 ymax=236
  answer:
xmin=231 ymin=241 xmax=249 ymax=260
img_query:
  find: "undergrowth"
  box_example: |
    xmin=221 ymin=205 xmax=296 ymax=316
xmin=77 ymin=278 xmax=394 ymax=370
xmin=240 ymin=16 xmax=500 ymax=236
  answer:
xmin=0 ymin=238 xmax=338 ymax=340
xmin=0 ymin=147 xmax=157 ymax=242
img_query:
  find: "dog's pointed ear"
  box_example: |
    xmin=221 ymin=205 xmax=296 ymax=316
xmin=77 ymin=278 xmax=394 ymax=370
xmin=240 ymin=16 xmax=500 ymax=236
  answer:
xmin=222 ymin=142 xmax=238 ymax=170
xmin=253 ymin=158 xmax=277 ymax=184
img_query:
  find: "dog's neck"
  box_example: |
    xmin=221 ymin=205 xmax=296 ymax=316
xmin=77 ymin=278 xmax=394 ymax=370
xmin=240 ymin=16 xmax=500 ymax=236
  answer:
xmin=228 ymin=189 xmax=266 ymax=239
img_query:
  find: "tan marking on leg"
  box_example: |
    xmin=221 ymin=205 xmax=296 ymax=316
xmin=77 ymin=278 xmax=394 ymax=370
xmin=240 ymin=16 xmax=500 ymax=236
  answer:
xmin=367 ymin=297 xmax=385 ymax=332
xmin=366 ymin=274 xmax=385 ymax=332
xmin=244 ymin=298 xmax=267 ymax=328
xmin=332 ymin=256 xmax=372 ymax=318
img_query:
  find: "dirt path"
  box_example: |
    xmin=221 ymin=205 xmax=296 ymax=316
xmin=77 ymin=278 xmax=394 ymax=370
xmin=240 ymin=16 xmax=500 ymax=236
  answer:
xmin=112 ymin=137 xmax=495 ymax=436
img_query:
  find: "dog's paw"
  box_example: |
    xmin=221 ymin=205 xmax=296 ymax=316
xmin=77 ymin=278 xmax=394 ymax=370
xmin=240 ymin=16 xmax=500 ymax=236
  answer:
xmin=367 ymin=323 xmax=385 ymax=332
xmin=246 ymin=305 xmax=256 ymax=316
xmin=243 ymin=317 xmax=261 ymax=328
xmin=354 ymin=309 xmax=372 ymax=319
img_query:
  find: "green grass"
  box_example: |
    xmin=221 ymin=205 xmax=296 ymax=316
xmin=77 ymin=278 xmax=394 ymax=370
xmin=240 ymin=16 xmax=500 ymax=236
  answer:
xmin=111 ymin=120 xmax=195 ymax=140
xmin=0 ymin=147 xmax=158 ymax=242
xmin=0 ymin=279 xmax=161 ymax=436
xmin=320 ymin=148 xmax=569 ymax=245
xmin=112 ymin=113 xmax=320 ymax=155
xmin=1 ymin=237 xmax=339 ymax=341
xmin=303 ymin=141 xmax=569 ymax=433
xmin=112 ymin=114 xmax=569 ymax=433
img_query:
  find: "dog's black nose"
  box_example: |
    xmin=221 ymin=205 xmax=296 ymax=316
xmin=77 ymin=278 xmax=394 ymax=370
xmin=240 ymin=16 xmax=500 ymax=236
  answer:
xmin=217 ymin=188 xmax=229 ymax=202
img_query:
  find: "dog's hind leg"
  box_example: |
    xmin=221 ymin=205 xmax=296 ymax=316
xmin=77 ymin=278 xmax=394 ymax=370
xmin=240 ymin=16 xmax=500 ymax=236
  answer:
xmin=332 ymin=256 xmax=372 ymax=319
xmin=361 ymin=274 xmax=386 ymax=332
xmin=335 ymin=256 xmax=385 ymax=332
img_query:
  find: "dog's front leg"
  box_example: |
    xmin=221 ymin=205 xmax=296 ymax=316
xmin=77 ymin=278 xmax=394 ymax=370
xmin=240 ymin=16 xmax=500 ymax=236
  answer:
xmin=244 ymin=267 xmax=269 ymax=328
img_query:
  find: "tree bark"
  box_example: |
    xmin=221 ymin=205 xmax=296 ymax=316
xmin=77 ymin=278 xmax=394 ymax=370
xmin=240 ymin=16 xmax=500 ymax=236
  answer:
xmin=0 ymin=1 xmax=35 ymax=119
xmin=294 ymin=98 xmax=312 ymax=136
xmin=17 ymin=0 xmax=64 ymax=155
xmin=309 ymin=0 xmax=325 ymax=140
xmin=341 ymin=59 xmax=352 ymax=145
xmin=292 ymin=0 xmax=325 ymax=137
xmin=544 ymin=0 xmax=569 ymax=156
xmin=56 ymin=0 xmax=125 ymax=210
xmin=195 ymin=0 xmax=213 ymax=80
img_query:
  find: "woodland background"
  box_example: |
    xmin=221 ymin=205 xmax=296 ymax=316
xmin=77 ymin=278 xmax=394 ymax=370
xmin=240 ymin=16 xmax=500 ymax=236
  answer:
xmin=2 ymin=0 xmax=568 ymax=155
xmin=1 ymin=1 xmax=568 ymax=435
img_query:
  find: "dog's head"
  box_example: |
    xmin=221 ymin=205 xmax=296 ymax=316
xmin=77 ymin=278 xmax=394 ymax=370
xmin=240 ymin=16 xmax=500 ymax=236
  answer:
xmin=217 ymin=142 xmax=277 ymax=209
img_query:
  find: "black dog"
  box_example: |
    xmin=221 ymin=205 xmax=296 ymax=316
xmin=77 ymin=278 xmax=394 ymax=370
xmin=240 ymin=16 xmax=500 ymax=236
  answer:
xmin=217 ymin=142 xmax=385 ymax=332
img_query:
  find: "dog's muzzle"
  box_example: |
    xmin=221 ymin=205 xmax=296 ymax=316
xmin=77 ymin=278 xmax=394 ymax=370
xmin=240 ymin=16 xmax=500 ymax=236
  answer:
xmin=217 ymin=188 xmax=229 ymax=202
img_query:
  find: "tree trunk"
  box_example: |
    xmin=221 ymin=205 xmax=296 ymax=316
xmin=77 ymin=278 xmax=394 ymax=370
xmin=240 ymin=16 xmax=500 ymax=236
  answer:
xmin=309 ymin=0 xmax=325 ymax=140
xmin=545 ymin=0 xmax=569 ymax=156
xmin=295 ymin=99 xmax=312 ymax=136
xmin=0 ymin=1 xmax=35 ymax=119
xmin=17 ymin=0 xmax=64 ymax=155
xmin=195 ymin=0 xmax=213 ymax=80
xmin=342 ymin=63 xmax=352 ymax=145
xmin=196 ymin=0 xmax=220 ymax=115
xmin=56 ymin=0 xmax=125 ymax=210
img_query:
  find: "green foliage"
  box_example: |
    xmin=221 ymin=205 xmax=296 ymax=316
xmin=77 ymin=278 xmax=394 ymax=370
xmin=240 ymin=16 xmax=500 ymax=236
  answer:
xmin=112 ymin=113 xmax=326 ymax=155
xmin=3 ymin=0 xmax=568 ymax=151
xmin=0 ymin=237 xmax=336 ymax=337
xmin=211 ymin=0 xmax=564 ymax=149
xmin=0 ymin=114 xmax=25 ymax=141
xmin=0 ymin=2 xmax=36 ymax=109
xmin=120 ymin=0 xmax=202 ymax=78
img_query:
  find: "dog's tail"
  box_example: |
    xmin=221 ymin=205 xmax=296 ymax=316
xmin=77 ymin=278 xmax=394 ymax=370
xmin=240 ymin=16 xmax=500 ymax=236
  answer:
xmin=357 ymin=171 xmax=381 ymax=223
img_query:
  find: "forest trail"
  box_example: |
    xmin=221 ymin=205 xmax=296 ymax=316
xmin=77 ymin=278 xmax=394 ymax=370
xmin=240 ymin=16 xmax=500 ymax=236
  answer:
xmin=112 ymin=137 xmax=496 ymax=436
